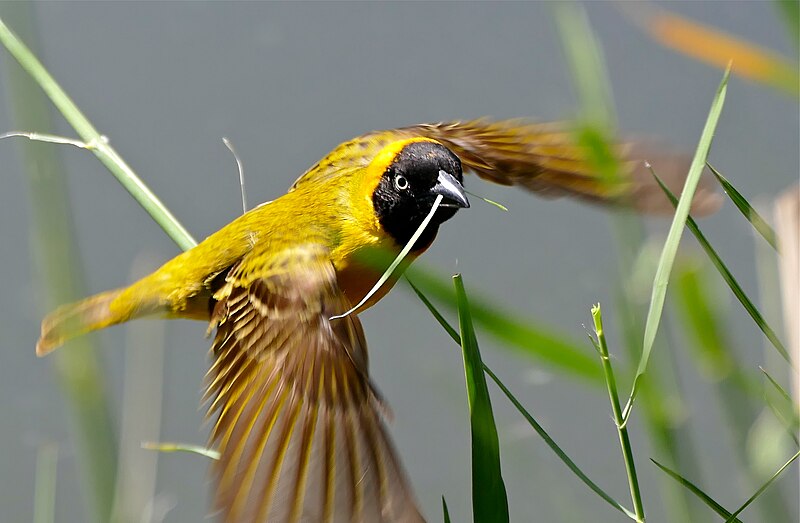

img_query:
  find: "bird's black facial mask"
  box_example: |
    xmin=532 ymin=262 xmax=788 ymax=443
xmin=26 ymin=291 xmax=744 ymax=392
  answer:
xmin=373 ymin=141 xmax=468 ymax=248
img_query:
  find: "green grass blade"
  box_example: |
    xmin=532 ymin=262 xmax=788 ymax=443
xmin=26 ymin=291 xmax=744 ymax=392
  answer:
xmin=674 ymin=263 xmax=735 ymax=379
xmin=552 ymin=1 xmax=616 ymax=128
xmin=672 ymin=261 xmax=796 ymax=517
xmin=141 ymin=441 xmax=220 ymax=460
xmin=552 ymin=0 xmax=624 ymax=190
xmin=442 ymin=496 xmax=452 ymax=523
xmin=724 ymin=450 xmax=800 ymax=522
xmin=707 ymin=164 xmax=778 ymax=250
xmin=33 ymin=443 xmax=58 ymax=523
xmin=760 ymin=367 xmax=793 ymax=405
xmin=622 ymin=66 xmax=731 ymax=421
xmin=465 ymin=190 xmax=509 ymax=212
xmin=0 ymin=18 xmax=197 ymax=250
xmin=454 ymin=275 xmax=509 ymax=523
xmin=0 ymin=7 xmax=119 ymax=522
xmin=651 ymin=459 xmax=743 ymax=522
xmin=407 ymin=267 xmax=602 ymax=383
xmin=411 ymin=279 xmax=637 ymax=520
xmin=774 ymin=0 xmax=800 ymax=47
xmin=759 ymin=366 xmax=800 ymax=445
xmin=763 ymin=397 xmax=800 ymax=448
xmin=653 ymin=174 xmax=790 ymax=362
xmin=591 ymin=305 xmax=645 ymax=522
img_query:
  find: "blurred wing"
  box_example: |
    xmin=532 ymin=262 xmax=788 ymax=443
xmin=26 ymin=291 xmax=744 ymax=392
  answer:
xmin=205 ymin=244 xmax=424 ymax=523
xmin=289 ymin=118 xmax=720 ymax=213
xmin=400 ymin=119 xmax=721 ymax=215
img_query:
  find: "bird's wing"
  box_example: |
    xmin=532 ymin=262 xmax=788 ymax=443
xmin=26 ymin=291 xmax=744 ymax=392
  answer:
xmin=289 ymin=118 xmax=720 ymax=213
xmin=398 ymin=119 xmax=721 ymax=215
xmin=205 ymin=244 xmax=424 ymax=523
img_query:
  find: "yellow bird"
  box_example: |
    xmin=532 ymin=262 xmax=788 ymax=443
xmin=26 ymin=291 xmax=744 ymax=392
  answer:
xmin=36 ymin=119 xmax=719 ymax=523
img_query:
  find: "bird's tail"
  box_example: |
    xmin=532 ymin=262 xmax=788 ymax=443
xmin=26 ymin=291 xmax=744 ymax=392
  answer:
xmin=36 ymin=288 xmax=130 ymax=356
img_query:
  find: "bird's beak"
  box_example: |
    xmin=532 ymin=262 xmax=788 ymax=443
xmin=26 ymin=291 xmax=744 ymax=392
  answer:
xmin=432 ymin=170 xmax=470 ymax=208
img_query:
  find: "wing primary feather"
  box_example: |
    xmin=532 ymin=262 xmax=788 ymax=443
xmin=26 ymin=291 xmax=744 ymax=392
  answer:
xmin=207 ymin=246 xmax=425 ymax=522
xmin=207 ymin=334 xmax=266 ymax=430
xmin=223 ymin=381 xmax=287 ymax=521
xmin=213 ymin=358 xmax=276 ymax=451
xmin=204 ymin=345 xmax=251 ymax=413
xmin=361 ymin=409 xmax=391 ymax=517
xmin=287 ymin=401 xmax=318 ymax=523
xmin=254 ymin=391 xmax=303 ymax=522
xmin=340 ymin=370 xmax=363 ymax=522
xmin=205 ymin=328 xmax=235 ymax=371
xmin=233 ymin=382 xmax=286 ymax=521
xmin=322 ymin=400 xmax=335 ymax=523
xmin=286 ymin=346 xmax=320 ymax=523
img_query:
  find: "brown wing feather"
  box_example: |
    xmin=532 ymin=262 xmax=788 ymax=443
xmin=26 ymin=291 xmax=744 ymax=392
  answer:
xmin=205 ymin=244 xmax=424 ymax=523
xmin=401 ymin=119 xmax=721 ymax=215
xmin=291 ymin=119 xmax=720 ymax=215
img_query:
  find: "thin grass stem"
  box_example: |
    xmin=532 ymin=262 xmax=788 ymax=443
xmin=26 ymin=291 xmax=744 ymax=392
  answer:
xmin=760 ymin=367 xmax=794 ymax=405
xmin=592 ymin=305 xmax=646 ymax=522
xmin=141 ymin=442 xmax=220 ymax=460
xmin=0 ymin=18 xmax=197 ymax=250
xmin=0 ymin=9 xmax=119 ymax=521
xmin=33 ymin=443 xmax=58 ymax=523
xmin=707 ymin=164 xmax=778 ymax=250
xmin=650 ymin=459 xmax=742 ymax=522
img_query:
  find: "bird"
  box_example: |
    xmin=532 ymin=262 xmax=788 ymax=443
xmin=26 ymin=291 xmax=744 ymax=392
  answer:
xmin=35 ymin=119 xmax=720 ymax=523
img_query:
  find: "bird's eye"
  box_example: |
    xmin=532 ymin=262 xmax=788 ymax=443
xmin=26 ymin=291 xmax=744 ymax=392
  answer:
xmin=394 ymin=174 xmax=409 ymax=191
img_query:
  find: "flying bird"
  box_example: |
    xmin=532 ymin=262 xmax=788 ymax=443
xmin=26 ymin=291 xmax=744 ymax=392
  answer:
xmin=36 ymin=119 xmax=719 ymax=523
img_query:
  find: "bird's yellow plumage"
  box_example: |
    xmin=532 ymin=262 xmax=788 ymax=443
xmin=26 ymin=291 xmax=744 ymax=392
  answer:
xmin=36 ymin=119 xmax=720 ymax=523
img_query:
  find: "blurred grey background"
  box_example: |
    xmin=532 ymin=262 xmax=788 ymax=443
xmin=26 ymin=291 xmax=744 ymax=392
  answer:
xmin=0 ymin=2 xmax=797 ymax=522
